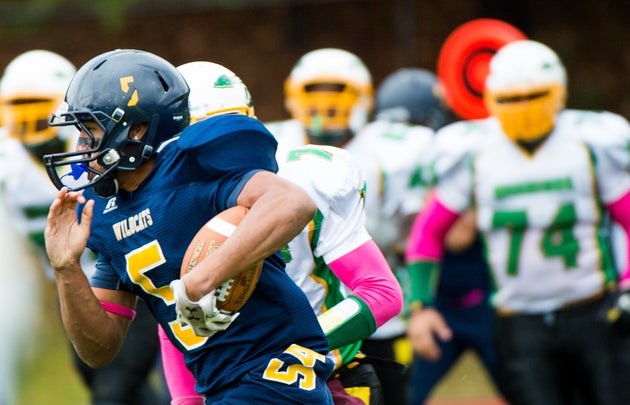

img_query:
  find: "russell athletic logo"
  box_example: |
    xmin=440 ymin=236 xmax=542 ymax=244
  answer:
xmin=103 ymin=197 xmax=118 ymax=214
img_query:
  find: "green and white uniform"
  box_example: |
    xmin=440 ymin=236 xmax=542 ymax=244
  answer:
xmin=433 ymin=109 xmax=630 ymax=313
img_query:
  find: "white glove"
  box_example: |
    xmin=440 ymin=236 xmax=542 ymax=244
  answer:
xmin=170 ymin=278 xmax=239 ymax=337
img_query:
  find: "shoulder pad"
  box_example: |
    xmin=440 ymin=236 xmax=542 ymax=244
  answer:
xmin=177 ymin=115 xmax=279 ymax=173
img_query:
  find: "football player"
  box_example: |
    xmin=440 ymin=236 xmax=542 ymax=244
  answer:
xmin=158 ymin=60 xmax=403 ymax=405
xmin=0 ymin=49 xmax=169 ymax=405
xmin=267 ymin=48 xmax=426 ymax=404
xmin=405 ymin=40 xmax=630 ymax=405
xmin=373 ymin=68 xmax=501 ymax=404
xmin=43 ymin=49 xmax=334 ymax=403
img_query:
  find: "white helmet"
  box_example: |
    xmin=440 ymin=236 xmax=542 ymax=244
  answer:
xmin=0 ymin=49 xmax=76 ymax=149
xmin=484 ymin=40 xmax=567 ymax=142
xmin=284 ymin=48 xmax=373 ymax=146
xmin=177 ymin=61 xmax=254 ymax=123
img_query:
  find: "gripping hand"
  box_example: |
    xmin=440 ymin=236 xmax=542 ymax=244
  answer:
xmin=170 ymin=278 xmax=239 ymax=337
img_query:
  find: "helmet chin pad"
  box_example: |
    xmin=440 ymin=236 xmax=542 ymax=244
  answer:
xmin=92 ymin=171 xmax=119 ymax=197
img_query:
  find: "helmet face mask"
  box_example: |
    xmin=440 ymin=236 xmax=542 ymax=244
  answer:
xmin=486 ymin=83 xmax=565 ymax=142
xmin=484 ymin=40 xmax=567 ymax=143
xmin=44 ymin=49 xmax=190 ymax=197
xmin=0 ymin=50 xmax=77 ymax=156
xmin=284 ymin=48 xmax=373 ymax=146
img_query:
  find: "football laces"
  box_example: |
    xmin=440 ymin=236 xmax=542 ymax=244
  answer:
xmin=215 ymin=278 xmax=234 ymax=303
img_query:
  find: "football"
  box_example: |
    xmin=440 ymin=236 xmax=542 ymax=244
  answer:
xmin=180 ymin=205 xmax=263 ymax=313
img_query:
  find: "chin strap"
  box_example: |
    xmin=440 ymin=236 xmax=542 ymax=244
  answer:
xmin=93 ymin=171 xmax=119 ymax=197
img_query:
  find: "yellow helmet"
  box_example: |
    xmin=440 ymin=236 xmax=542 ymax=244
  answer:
xmin=284 ymin=48 xmax=373 ymax=146
xmin=484 ymin=40 xmax=567 ymax=143
xmin=0 ymin=50 xmax=76 ymax=150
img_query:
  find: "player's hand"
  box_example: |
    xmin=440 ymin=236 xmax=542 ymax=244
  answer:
xmin=170 ymin=278 xmax=239 ymax=337
xmin=406 ymin=307 xmax=452 ymax=361
xmin=45 ymin=187 xmax=92 ymax=272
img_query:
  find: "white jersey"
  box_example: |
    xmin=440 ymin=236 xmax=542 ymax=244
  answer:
xmin=434 ymin=109 xmax=630 ymax=313
xmin=1 ymin=137 xmax=59 ymax=241
xmin=348 ymin=119 xmax=434 ymax=338
xmin=277 ymin=144 xmax=371 ymax=314
xmin=0 ymin=129 xmax=42 ymax=403
xmin=346 ymin=119 xmax=434 ymax=254
xmin=276 ymin=144 xmax=371 ymax=366
xmin=265 ymin=119 xmax=309 ymax=161
xmin=0 ymin=135 xmax=96 ymax=279
xmin=267 ymin=117 xmax=435 ymax=338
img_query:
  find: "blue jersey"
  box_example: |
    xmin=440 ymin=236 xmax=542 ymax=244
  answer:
xmin=85 ymin=115 xmax=330 ymax=396
xmin=438 ymin=236 xmax=491 ymax=301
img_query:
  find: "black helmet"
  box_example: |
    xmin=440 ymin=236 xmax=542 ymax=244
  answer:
xmin=376 ymin=68 xmax=451 ymax=130
xmin=44 ymin=49 xmax=190 ymax=196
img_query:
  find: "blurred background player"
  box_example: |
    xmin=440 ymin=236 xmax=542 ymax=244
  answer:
xmin=159 ymin=60 xmax=403 ymax=405
xmin=372 ymin=67 xmax=501 ymax=404
xmin=0 ymin=49 xmax=169 ymax=405
xmin=0 ymin=129 xmax=41 ymax=405
xmin=267 ymin=47 xmax=424 ymax=404
xmin=405 ymin=39 xmax=630 ymax=405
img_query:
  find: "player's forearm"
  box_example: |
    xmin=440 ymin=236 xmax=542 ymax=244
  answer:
xmin=405 ymin=193 xmax=459 ymax=262
xmin=236 ymin=181 xmax=315 ymax=264
xmin=318 ymin=296 xmax=376 ymax=350
xmin=405 ymin=194 xmax=459 ymax=309
xmin=54 ymin=267 xmax=126 ymax=367
xmin=186 ymin=178 xmax=316 ymax=300
xmin=329 ymin=240 xmax=403 ymax=327
xmin=607 ymin=189 xmax=630 ymax=286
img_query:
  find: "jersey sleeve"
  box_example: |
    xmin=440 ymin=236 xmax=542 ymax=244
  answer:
xmin=177 ymin=114 xmax=279 ymax=174
xmin=431 ymin=122 xmax=482 ymax=213
xmin=308 ymin=146 xmax=372 ymax=263
xmin=278 ymin=145 xmax=371 ymax=263
xmin=571 ymin=110 xmax=630 ymax=203
xmin=89 ymin=253 xmax=133 ymax=291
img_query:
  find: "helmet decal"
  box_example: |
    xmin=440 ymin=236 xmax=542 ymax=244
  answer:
xmin=214 ymin=75 xmax=234 ymax=88
xmin=120 ymin=76 xmax=139 ymax=107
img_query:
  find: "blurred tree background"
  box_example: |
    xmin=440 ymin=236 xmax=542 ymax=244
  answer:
xmin=0 ymin=0 xmax=627 ymax=120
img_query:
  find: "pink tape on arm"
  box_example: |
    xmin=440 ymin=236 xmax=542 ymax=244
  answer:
xmin=328 ymin=240 xmax=403 ymax=327
xmin=157 ymin=324 xmax=201 ymax=399
xmin=607 ymin=189 xmax=630 ymax=287
xmin=100 ymin=301 xmax=136 ymax=320
xmin=405 ymin=193 xmax=460 ymax=262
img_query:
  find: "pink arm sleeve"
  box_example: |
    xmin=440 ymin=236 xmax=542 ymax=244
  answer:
xmin=157 ymin=324 xmax=201 ymax=399
xmin=405 ymin=192 xmax=460 ymax=262
xmin=606 ymin=189 xmax=630 ymax=287
xmin=328 ymin=239 xmax=403 ymax=327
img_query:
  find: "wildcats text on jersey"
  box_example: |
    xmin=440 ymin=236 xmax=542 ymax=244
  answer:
xmin=112 ymin=208 xmax=153 ymax=241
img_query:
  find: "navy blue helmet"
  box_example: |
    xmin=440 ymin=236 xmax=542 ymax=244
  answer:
xmin=44 ymin=49 xmax=190 ymax=196
xmin=375 ymin=68 xmax=452 ymax=130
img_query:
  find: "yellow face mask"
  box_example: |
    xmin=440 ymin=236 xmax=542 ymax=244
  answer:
xmin=1 ymin=97 xmax=62 ymax=146
xmin=485 ymin=83 xmax=565 ymax=142
xmin=284 ymin=79 xmax=372 ymax=134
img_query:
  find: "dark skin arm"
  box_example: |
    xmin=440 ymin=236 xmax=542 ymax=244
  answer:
xmin=45 ymin=188 xmax=136 ymax=367
xmin=183 ymin=171 xmax=316 ymax=300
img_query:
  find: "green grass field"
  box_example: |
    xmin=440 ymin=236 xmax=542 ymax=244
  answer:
xmin=15 ymin=281 xmax=502 ymax=405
